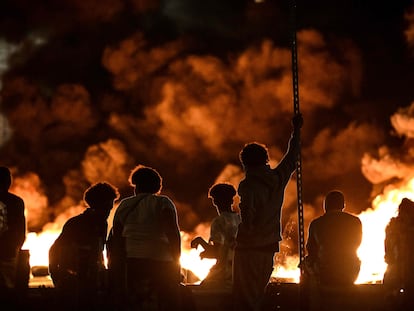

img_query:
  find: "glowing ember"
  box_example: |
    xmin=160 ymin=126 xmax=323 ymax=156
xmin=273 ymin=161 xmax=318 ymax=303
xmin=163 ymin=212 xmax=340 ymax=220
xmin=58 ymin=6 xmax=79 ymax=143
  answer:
xmin=271 ymin=255 xmax=300 ymax=283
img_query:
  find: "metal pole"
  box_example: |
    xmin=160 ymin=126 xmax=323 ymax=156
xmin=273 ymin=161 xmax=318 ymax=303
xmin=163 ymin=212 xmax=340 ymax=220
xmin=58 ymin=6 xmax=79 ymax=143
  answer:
xmin=290 ymin=0 xmax=305 ymax=275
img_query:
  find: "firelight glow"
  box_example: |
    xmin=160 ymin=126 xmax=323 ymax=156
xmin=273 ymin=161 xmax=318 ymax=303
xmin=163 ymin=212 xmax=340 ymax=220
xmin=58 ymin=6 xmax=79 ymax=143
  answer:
xmin=180 ymin=246 xmax=216 ymax=282
xmin=20 ymin=177 xmax=414 ymax=285
xmin=22 ymin=231 xmax=60 ymax=268
xmin=355 ymin=179 xmax=414 ymax=284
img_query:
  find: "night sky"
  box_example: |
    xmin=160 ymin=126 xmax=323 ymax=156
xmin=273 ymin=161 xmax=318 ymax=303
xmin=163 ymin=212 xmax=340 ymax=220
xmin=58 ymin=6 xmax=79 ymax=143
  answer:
xmin=1 ymin=0 xmax=414 ymax=255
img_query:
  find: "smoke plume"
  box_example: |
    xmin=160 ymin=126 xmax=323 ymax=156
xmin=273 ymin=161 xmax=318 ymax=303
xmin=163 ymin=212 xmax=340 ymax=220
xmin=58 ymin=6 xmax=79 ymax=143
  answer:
xmin=0 ymin=1 xmax=413 ymax=262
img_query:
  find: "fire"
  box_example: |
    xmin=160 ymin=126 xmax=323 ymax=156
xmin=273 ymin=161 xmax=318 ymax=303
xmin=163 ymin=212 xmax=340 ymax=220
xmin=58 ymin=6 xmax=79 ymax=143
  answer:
xmin=22 ymin=227 xmax=217 ymax=285
xmin=271 ymin=255 xmax=300 ymax=283
xmin=20 ymin=177 xmax=414 ymax=286
xmin=355 ymin=179 xmax=414 ymax=284
xmin=22 ymin=231 xmax=60 ymax=268
xmin=180 ymin=246 xmax=216 ymax=282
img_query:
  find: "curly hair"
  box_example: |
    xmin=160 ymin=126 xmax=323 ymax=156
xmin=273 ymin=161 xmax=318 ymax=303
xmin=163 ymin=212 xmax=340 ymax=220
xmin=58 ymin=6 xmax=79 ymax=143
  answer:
xmin=208 ymin=183 xmax=236 ymax=201
xmin=129 ymin=165 xmax=162 ymax=194
xmin=84 ymin=182 xmax=119 ymax=209
xmin=239 ymin=142 xmax=269 ymax=168
xmin=208 ymin=182 xmax=236 ymax=212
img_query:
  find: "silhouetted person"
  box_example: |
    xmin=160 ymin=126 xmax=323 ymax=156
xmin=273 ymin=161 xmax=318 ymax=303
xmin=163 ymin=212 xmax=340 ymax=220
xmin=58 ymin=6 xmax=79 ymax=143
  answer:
xmin=233 ymin=114 xmax=302 ymax=311
xmin=49 ymin=182 xmax=119 ymax=311
xmin=110 ymin=165 xmax=181 ymax=311
xmin=305 ymin=190 xmax=362 ymax=286
xmin=191 ymin=182 xmax=241 ymax=290
xmin=383 ymin=197 xmax=414 ymax=310
xmin=0 ymin=166 xmax=26 ymax=305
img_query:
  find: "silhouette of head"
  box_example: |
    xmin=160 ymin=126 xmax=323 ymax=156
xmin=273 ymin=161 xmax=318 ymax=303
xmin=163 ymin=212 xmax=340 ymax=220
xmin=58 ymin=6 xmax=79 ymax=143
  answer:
xmin=84 ymin=182 xmax=119 ymax=212
xmin=208 ymin=183 xmax=236 ymax=213
xmin=398 ymin=198 xmax=414 ymax=221
xmin=129 ymin=165 xmax=162 ymax=194
xmin=0 ymin=166 xmax=12 ymax=192
xmin=239 ymin=142 xmax=269 ymax=168
xmin=324 ymin=190 xmax=345 ymax=212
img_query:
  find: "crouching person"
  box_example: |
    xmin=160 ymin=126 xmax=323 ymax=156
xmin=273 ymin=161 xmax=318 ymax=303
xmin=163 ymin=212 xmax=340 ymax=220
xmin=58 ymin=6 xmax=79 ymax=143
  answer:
xmin=49 ymin=182 xmax=119 ymax=310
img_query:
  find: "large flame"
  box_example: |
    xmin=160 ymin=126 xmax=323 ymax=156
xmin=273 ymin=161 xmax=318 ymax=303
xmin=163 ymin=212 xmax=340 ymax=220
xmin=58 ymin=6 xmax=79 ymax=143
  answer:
xmin=20 ymin=177 xmax=414 ymax=285
xmin=355 ymin=178 xmax=414 ymax=283
xmin=22 ymin=231 xmax=60 ymax=268
xmin=22 ymin=228 xmax=217 ymax=285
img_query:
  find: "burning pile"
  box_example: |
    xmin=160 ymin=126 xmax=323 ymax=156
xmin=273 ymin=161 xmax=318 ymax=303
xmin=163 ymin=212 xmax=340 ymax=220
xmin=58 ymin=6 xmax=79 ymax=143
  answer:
xmin=1 ymin=0 xmax=414 ymax=286
xmin=17 ymin=172 xmax=414 ymax=285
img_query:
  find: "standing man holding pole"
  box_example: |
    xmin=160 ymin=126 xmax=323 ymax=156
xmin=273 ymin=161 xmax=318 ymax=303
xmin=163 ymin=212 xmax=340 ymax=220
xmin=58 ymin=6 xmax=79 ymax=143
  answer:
xmin=233 ymin=113 xmax=302 ymax=311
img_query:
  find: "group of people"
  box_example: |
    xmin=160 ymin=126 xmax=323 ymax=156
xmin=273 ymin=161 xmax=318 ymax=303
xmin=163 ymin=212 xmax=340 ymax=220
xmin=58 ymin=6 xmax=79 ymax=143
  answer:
xmin=48 ymin=165 xmax=181 ymax=311
xmin=1 ymin=112 xmax=414 ymax=311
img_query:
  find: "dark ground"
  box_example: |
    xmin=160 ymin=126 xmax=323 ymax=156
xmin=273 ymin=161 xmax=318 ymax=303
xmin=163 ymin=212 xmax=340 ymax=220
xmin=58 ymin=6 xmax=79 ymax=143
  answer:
xmin=2 ymin=282 xmax=400 ymax=311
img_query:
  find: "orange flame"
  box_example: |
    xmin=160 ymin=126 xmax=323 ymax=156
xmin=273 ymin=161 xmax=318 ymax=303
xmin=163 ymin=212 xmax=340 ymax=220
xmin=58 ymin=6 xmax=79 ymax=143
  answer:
xmin=355 ymin=179 xmax=414 ymax=283
xmin=20 ymin=178 xmax=414 ymax=285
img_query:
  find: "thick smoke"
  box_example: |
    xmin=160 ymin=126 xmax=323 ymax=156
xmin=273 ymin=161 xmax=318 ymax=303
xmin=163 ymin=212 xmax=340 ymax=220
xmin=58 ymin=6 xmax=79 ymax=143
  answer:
xmin=405 ymin=5 xmax=414 ymax=51
xmin=0 ymin=1 xmax=413 ymax=263
xmin=362 ymin=102 xmax=414 ymax=186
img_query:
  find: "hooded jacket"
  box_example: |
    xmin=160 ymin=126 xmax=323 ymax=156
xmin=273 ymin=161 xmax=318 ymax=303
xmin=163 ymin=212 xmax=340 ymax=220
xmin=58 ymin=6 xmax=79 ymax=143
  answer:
xmin=236 ymin=133 xmax=299 ymax=249
xmin=0 ymin=191 xmax=25 ymax=259
xmin=114 ymin=193 xmax=180 ymax=262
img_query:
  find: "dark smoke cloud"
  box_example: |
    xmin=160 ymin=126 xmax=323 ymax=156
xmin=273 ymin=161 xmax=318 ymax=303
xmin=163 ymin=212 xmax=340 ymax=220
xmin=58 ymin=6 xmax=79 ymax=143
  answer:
xmin=0 ymin=0 xmax=413 ymax=255
xmin=362 ymin=102 xmax=414 ymax=185
xmin=404 ymin=3 xmax=414 ymax=54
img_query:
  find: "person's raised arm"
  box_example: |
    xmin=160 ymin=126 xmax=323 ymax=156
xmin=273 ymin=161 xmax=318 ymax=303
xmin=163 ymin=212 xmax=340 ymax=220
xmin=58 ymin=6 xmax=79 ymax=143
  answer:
xmin=288 ymin=113 xmax=303 ymax=156
xmin=274 ymin=113 xmax=303 ymax=180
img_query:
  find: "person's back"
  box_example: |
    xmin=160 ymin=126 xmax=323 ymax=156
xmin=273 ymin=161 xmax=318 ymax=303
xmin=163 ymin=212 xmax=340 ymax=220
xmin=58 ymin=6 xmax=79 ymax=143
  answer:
xmin=308 ymin=211 xmax=362 ymax=285
xmin=49 ymin=211 xmax=107 ymax=287
xmin=383 ymin=198 xmax=414 ymax=309
xmin=306 ymin=190 xmax=362 ymax=286
xmin=118 ymin=193 xmax=177 ymax=260
xmin=49 ymin=182 xmax=119 ymax=310
xmin=233 ymin=114 xmax=302 ymax=311
xmin=0 ymin=192 xmax=25 ymax=260
xmin=0 ymin=166 xmax=26 ymax=292
xmin=110 ymin=165 xmax=181 ymax=311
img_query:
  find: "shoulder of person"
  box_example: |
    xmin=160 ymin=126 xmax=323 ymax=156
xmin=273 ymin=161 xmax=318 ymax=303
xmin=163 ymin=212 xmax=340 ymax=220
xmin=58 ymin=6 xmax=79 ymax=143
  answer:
xmin=3 ymin=192 xmax=25 ymax=206
xmin=238 ymin=177 xmax=259 ymax=190
xmin=345 ymin=211 xmax=362 ymax=222
xmin=63 ymin=214 xmax=85 ymax=230
xmin=116 ymin=195 xmax=139 ymax=209
xmin=12 ymin=193 xmax=24 ymax=205
xmin=155 ymin=194 xmax=173 ymax=203
xmin=210 ymin=215 xmax=222 ymax=225
xmin=156 ymin=195 xmax=177 ymax=211
xmin=309 ymin=214 xmax=325 ymax=227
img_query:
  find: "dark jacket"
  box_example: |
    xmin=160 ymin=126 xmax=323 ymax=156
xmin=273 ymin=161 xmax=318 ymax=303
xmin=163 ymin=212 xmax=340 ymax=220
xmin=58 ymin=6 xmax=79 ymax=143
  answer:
xmin=0 ymin=191 xmax=25 ymax=260
xmin=384 ymin=216 xmax=414 ymax=288
xmin=306 ymin=210 xmax=362 ymax=285
xmin=236 ymin=134 xmax=299 ymax=249
xmin=49 ymin=209 xmax=107 ymax=288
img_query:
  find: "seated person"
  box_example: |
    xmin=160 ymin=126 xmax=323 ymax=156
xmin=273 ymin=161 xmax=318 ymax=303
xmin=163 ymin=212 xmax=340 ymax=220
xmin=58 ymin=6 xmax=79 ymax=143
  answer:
xmin=305 ymin=190 xmax=362 ymax=286
xmin=49 ymin=182 xmax=119 ymax=309
xmin=191 ymin=182 xmax=240 ymax=288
